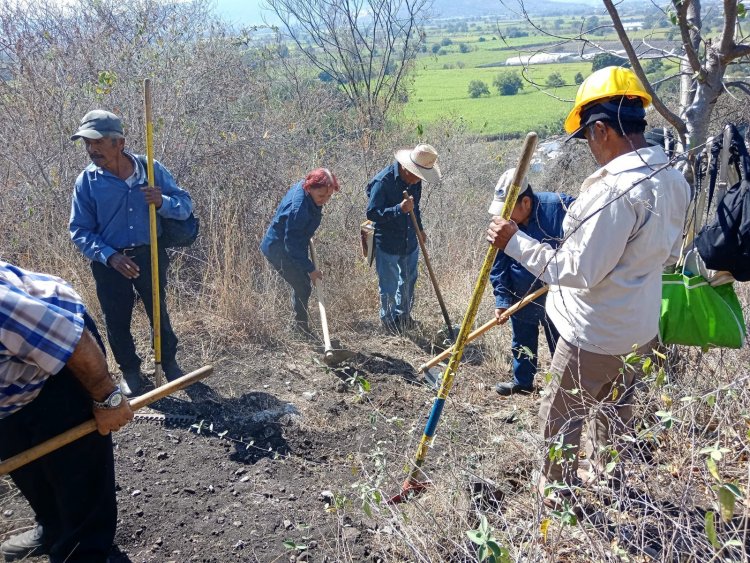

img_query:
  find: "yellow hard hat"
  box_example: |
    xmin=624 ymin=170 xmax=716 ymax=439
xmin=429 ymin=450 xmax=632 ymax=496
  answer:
xmin=564 ymin=66 xmax=652 ymax=135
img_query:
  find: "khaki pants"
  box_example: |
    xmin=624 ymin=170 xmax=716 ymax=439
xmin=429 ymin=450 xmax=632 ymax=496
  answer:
xmin=539 ymin=337 xmax=656 ymax=485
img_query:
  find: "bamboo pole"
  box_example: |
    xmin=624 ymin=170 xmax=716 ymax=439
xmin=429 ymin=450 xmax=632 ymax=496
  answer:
xmin=144 ymin=78 xmax=163 ymax=387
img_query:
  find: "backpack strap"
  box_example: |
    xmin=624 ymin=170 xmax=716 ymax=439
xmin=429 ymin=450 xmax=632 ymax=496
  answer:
xmin=703 ymin=132 xmax=723 ymax=219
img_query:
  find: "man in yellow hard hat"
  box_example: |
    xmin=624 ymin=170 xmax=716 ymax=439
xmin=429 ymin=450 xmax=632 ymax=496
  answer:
xmin=486 ymin=66 xmax=691 ymax=507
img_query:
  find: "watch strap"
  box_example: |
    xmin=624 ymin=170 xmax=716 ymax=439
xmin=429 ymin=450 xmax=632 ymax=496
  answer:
xmin=93 ymin=386 xmax=123 ymax=409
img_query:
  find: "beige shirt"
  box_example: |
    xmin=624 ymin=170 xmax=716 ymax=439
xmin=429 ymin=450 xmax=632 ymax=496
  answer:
xmin=505 ymin=146 xmax=691 ymax=355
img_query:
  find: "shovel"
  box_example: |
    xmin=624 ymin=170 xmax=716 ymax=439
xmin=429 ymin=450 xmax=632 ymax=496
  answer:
xmin=403 ymin=190 xmax=456 ymax=341
xmin=309 ymin=240 xmax=354 ymax=366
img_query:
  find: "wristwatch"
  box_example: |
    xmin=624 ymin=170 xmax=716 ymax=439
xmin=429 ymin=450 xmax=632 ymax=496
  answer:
xmin=93 ymin=387 xmax=124 ymax=410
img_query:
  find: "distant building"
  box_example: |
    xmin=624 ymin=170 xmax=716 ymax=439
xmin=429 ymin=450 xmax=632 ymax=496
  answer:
xmin=623 ymin=21 xmax=644 ymax=31
xmin=505 ymin=53 xmax=574 ymax=66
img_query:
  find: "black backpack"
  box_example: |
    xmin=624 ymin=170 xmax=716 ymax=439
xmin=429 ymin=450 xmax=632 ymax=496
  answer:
xmin=136 ymin=155 xmax=199 ymax=248
xmin=695 ymin=124 xmax=750 ymax=281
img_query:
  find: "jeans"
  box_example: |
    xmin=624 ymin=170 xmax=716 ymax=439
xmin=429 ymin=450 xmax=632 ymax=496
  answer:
xmin=91 ymin=245 xmax=178 ymax=373
xmin=266 ymin=256 xmax=312 ymax=327
xmin=0 ymin=368 xmax=116 ymax=562
xmin=375 ymin=246 xmax=418 ymax=327
xmin=510 ymin=315 xmax=560 ymax=388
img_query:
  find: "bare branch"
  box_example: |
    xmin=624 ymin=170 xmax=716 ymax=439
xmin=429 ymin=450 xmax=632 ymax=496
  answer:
xmin=602 ymin=0 xmax=687 ymax=142
xmin=720 ymin=0 xmax=738 ymax=55
xmin=724 ymin=80 xmax=750 ymax=96
xmin=673 ymin=0 xmax=704 ymax=75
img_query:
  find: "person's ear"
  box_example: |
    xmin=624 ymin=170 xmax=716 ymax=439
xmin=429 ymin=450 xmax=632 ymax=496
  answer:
xmin=594 ymin=120 xmax=609 ymax=141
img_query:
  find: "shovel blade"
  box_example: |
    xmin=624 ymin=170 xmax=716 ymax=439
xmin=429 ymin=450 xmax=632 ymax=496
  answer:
xmin=323 ymin=348 xmax=354 ymax=366
xmin=423 ymin=365 xmax=445 ymax=390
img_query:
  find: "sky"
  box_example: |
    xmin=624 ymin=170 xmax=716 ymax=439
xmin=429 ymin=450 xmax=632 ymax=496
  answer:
xmin=211 ymin=0 xmax=600 ymax=26
xmin=213 ymin=0 xmax=269 ymax=26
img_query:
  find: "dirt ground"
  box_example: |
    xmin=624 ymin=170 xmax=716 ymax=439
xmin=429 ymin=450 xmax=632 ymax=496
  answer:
xmin=0 ymin=320 xmax=533 ymax=562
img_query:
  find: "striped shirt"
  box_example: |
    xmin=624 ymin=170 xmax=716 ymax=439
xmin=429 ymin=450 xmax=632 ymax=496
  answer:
xmin=0 ymin=261 xmax=85 ymax=418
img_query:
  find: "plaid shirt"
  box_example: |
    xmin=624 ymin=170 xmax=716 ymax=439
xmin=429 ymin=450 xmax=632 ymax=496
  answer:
xmin=0 ymin=261 xmax=85 ymax=418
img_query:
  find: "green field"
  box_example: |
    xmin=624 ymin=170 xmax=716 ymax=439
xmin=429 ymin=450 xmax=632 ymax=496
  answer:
xmin=406 ymin=61 xmax=589 ymax=136
xmin=406 ymin=18 xmax=672 ymax=136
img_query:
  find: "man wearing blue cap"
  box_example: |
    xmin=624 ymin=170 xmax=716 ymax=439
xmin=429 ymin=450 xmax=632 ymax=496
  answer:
xmin=69 ymin=110 xmax=193 ymax=395
xmin=488 ymin=168 xmax=574 ymax=396
xmin=486 ymin=67 xmax=691 ymax=505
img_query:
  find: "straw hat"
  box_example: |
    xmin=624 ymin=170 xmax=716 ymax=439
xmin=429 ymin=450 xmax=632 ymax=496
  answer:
xmin=394 ymin=143 xmax=441 ymax=183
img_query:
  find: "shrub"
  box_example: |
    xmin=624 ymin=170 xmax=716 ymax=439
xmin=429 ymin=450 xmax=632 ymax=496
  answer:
xmin=431 ymin=43 xmax=440 ymax=54
xmin=467 ymin=80 xmax=490 ymax=98
xmin=440 ymin=37 xmax=453 ymax=46
xmin=493 ymin=71 xmax=524 ymax=96
xmin=574 ymin=72 xmax=585 ymax=85
xmin=459 ymin=43 xmax=470 ymax=53
xmin=545 ymin=72 xmax=565 ymax=88
xmin=591 ymin=52 xmax=630 ymax=72
xmin=644 ymin=58 xmax=664 ymax=73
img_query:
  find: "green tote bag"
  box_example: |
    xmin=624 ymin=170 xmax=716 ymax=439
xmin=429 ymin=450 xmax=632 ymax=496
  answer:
xmin=660 ymin=273 xmax=746 ymax=349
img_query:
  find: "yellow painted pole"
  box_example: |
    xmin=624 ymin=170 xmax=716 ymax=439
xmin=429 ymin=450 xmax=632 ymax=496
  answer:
xmin=393 ymin=132 xmax=538 ymax=502
xmin=144 ymin=78 xmax=163 ymax=388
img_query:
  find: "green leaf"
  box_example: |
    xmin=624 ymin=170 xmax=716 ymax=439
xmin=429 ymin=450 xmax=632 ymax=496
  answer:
xmin=478 ymin=544 xmax=489 ymax=561
xmin=723 ymin=483 xmax=742 ymax=499
xmin=706 ymin=457 xmax=720 ymax=481
xmin=466 ymin=530 xmax=484 ymax=544
xmin=738 ymin=1 xmax=746 ymax=18
xmin=655 ymin=367 xmax=666 ymax=387
xmin=283 ymin=540 xmax=297 ymax=550
xmin=416 ymin=123 xmax=424 ymax=137
xmin=624 ymin=352 xmax=640 ymax=365
xmin=486 ymin=540 xmax=503 ymax=556
xmin=718 ymin=485 xmax=736 ymax=521
xmin=705 ymin=511 xmax=719 ymax=549
xmin=479 ymin=514 xmax=490 ymax=535
xmin=653 ymin=348 xmax=667 ymax=360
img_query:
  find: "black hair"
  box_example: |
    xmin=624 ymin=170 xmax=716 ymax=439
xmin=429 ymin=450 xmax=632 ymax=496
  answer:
xmin=518 ymin=184 xmax=534 ymax=203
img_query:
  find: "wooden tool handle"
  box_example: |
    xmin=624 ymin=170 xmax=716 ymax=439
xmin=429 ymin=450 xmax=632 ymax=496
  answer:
xmin=309 ymin=241 xmax=333 ymax=352
xmin=0 ymin=365 xmax=214 ymax=476
xmin=402 ymin=190 xmax=455 ymax=339
xmin=418 ymin=285 xmax=549 ymax=372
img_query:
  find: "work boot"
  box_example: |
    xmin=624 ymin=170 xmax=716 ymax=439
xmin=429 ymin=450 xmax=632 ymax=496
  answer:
xmin=495 ymin=381 xmax=534 ymax=396
xmin=1 ymin=524 xmax=49 ymax=562
xmin=163 ymin=363 xmax=184 ymax=382
xmin=121 ymin=369 xmax=145 ymax=397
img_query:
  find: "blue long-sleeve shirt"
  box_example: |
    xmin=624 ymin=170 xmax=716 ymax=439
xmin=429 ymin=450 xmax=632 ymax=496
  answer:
xmin=260 ymin=181 xmax=323 ymax=273
xmin=490 ymin=191 xmax=574 ymax=322
xmin=69 ymin=152 xmax=193 ymax=265
xmin=366 ymin=161 xmax=423 ymax=256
